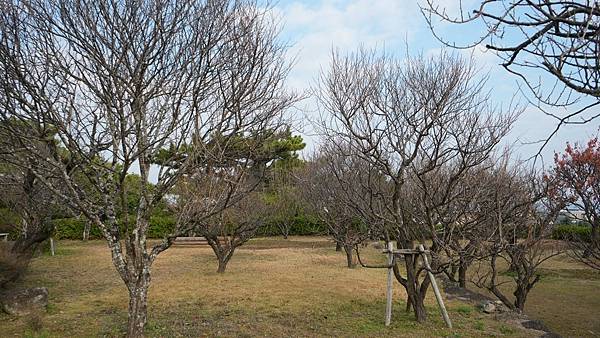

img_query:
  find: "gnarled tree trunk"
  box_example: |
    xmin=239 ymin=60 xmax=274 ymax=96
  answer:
xmin=126 ymin=271 xmax=150 ymax=337
xmin=458 ymin=258 xmax=468 ymax=288
xmin=216 ymin=251 xmax=234 ymax=273
xmin=393 ymin=246 xmax=431 ymax=323
xmin=206 ymin=237 xmax=236 ymax=273
xmin=404 ymin=254 xmax=428 ymax=322
xmin=343 ymin=244 xmax=355 ymax=268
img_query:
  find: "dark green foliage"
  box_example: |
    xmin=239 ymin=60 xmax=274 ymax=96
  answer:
xmin=147 ymin=215 xmax=177 ymax=239
xmin=154 ymin=129 xmax=305 ymax=171
xmin=552 ymin=224 xmax=592 ymax=242
xmin=0 ymin=207 xmax=20 ymax=236
xmin=52 ymin=218 xmax=101 ymax=240
xmin=259 ymin=213 xmax=327 ymax=236
xmin=52 ymin=212 xmax=325 ymax=240
xmin=52 ymin=215 xmax=177 ymax=240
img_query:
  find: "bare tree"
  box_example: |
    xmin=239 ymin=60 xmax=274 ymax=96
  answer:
xmin=0 ymin=167 xmax=56 ymax=289
xmin=267 ymin=185 xmax=299 ymax=239
xmin=421 ymin=1 xmax=600 ymax=147
xmin=264 ymin=135 xmax=306 ymax=239
xmin=411 ymin=161 xmax=494 ymax=288
xmin=314 ymin=48 xmax=518 ymax=322
xmin=175 ymin=130 xmax=300 ymax=273
xmin=206 ymin=194 xmax=267 ymax=273
xmin=299 ymin=148 xmax=372 ymax=268
xmin=0 ymin=0 xmax=296 ymax=335
xmin=471 ymin=162 xmax=562 ymax=312
xmin=0 ymin=121 xmax=66 ymax=289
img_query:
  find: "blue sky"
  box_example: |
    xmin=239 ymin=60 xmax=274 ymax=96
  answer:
xmin=273 ymin=0 xmax=600 ymax=167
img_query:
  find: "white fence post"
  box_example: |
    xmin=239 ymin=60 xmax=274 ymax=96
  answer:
xmin=418 ymin=244 xmax=452 ymax=328
xmin=385 ymin=241 xmax=394 ymax=326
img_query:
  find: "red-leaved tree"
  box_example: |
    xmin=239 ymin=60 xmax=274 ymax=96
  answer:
xmin=546 ymin=138 xmax=600 ymax=270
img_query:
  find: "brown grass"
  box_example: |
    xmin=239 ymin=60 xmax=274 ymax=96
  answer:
xmin=469 ymin=252 xmax=600 ymax=337
xmin=2 ymin=237 xmax=593 ymax=337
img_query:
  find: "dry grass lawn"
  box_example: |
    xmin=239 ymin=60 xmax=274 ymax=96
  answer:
xmin=1 ymin=237 xmax=597 ymax=337
xmin=474 ymin=252 xmax=600 ymax=337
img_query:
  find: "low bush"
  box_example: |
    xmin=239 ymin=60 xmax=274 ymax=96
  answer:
xmin=53 ymin=218 xmax=101 ymax=240
xmin=552 ymin=224 xmax=591 ymax=242
xmin=147 ymin=215 xmax=177 ymax=238
xmin=53 ymin=215 xmax=177 ymax=240
xmin=0 ymin=208 xmax=21 ymax=239
xmin=53 ymin=212 xmax=324 ymax=240
xmin=258 ymin=213 xmax=327 ymax=237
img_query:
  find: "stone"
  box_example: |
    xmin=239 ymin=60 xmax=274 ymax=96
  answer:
xmin=1 ymin=287 xmax=48 ymax=316
xmin=496 ymin=304 xmax=510 ymax=313
xmin=521 ymin=319 xmax=551 ymax=332
xmin=481 ymin=301 xmax=496 ymax=314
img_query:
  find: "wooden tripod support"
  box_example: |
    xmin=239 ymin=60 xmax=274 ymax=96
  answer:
xmin=383 ymin=242 xmax=452 ymax=328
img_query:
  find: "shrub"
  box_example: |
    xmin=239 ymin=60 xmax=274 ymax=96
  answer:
xmin=0 ymin=208 xmax=21 ymax=239
xmin=147 ymin=215 xmax=176 ymax=238
xmin=552 ymin=224 xmax=591 ymax=242
xmin=258 ymin=212 xmax=327 ymax=237
xmin=289 ymin=214 xmax=326 ymax=235
xmin=52 ymin=218 xmax=99 ymax=240
xmin=53 ymin=215 xmax=177 ymax=240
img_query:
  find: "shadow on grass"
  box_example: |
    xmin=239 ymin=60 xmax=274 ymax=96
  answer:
xmin=140 ymin=297 xmax=508 ymax=337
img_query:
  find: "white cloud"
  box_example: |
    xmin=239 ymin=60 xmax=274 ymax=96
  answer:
xmin=277 ymin=0 xmax=420 ymax=91
xmin=275 ymin=1 xmax=421 ymax=152
xmin=274 ymin=1 xmax=599 ymax=160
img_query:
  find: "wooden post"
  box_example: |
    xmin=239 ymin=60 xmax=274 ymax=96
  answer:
xmin=50 ymin=238 xmax=55 ymax=256
xmin=384 ymin=241 xmax=394 ymax=326
xmin=418 ymin=244 xmax=452 ymax=328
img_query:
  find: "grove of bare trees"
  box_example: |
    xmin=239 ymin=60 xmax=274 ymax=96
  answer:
xmin=314 ymin=48 xmax=520 ymax=321
xmin=0 ymin=0 xmax=596 ymax=336
xmin=0 ymin=0 xmax=296 ymax=335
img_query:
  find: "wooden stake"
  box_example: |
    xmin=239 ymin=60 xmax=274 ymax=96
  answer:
xmin=384 ymin=241 xmax=394 ymax=326
xmin=418 ymin=244 xmax=452 ymax=328
xmin=50 ymin=238 xmax=55 ymax=256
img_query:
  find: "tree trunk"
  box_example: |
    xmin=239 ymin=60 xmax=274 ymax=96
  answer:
xmin=514 ymin=287 xmax=527 ymax=312
xmin=83 ymin=221 xmax=91 ymax=241
xmin=405 ymin=297 xmax=412 ymax=312
xmin=217 ymin=256 xmax=229 ymax=273
xmin=584 ymin=225 xmax=599 ymax=257
xmin=404 ymin=253 xmax=427 ymax=322
xmin=447 ymin=263 xmax=458 ymax=283
xmin=335 ymin=241 xmax=342 ymax=252
xmin=458 ymin=259 xmax=468 ymax=288
xmin=411 ymin=294 xmax=427 ymax=323
xmin=206 ymin=236 xmax=236 ymax=273
xmin=283 ymin=223 xmax=289 ymax=240
xmin=216 ymin=248 xmax=235 ymax=273
xmin=343 ymin=244 xmax=355 ymax=268
xmin=126 ymin=273 xmax=150 ymax=338
xmin=507 ymin=260 xmax=518 ymax=273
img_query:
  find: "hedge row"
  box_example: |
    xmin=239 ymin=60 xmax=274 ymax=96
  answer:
xmin=258 ymin=214 xmax=327 ymax=237
xmin=552 ymin=224 xmax=592 ymax=242
xmin=52 ymin=213 xmax=327 ymax=240
xmin=52 ymin=215 xmax=177 ymax=240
